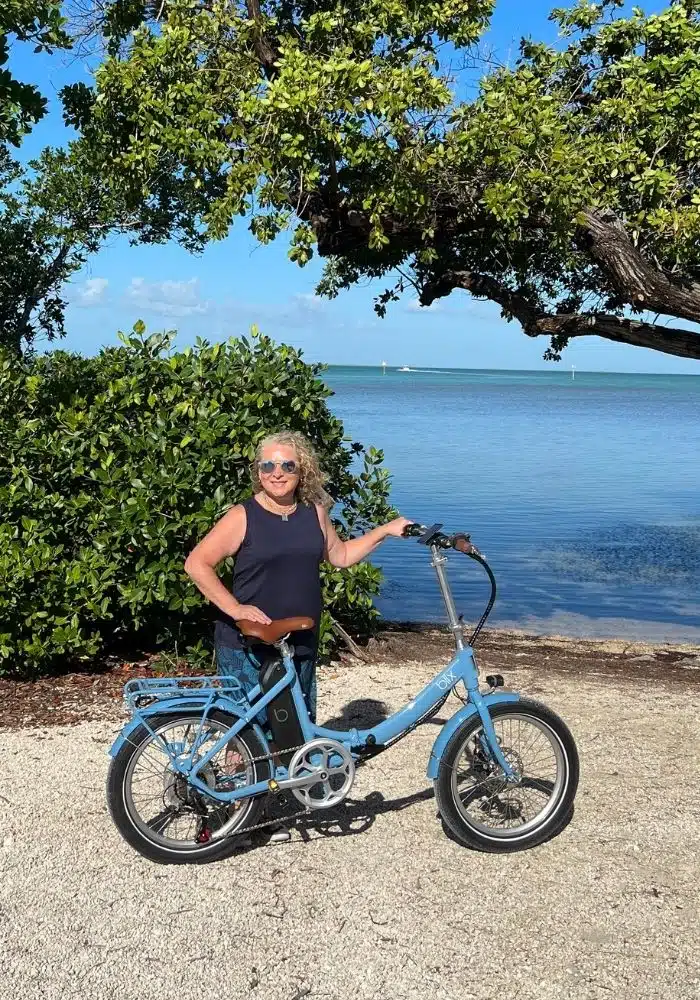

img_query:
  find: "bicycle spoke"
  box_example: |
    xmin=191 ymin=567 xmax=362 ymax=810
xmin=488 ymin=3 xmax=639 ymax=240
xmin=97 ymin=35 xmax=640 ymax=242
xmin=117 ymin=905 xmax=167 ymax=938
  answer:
xmin=451 ymin=712 xmax=565 ymax=838
xmin=124 ymin=717 xmax=258 ymax=849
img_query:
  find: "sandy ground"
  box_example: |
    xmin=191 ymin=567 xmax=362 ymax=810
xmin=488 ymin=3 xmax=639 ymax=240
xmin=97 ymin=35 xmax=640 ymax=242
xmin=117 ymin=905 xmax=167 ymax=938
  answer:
xmin=1 ymin=652 xmax=699 ymax=1000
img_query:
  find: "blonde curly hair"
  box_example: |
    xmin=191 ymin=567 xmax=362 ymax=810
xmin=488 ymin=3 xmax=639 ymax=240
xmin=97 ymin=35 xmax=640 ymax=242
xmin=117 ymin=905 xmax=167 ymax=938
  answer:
xmin=251 ymin=430 xmax=334 ymax=509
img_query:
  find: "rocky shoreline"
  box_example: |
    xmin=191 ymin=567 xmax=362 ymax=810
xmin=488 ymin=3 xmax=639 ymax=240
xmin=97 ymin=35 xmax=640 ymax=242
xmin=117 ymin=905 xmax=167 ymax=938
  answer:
xmin=372 ymin=623 xmax=700 ymax=683
xmin=1 ymin=623 xmax=698 ymax=731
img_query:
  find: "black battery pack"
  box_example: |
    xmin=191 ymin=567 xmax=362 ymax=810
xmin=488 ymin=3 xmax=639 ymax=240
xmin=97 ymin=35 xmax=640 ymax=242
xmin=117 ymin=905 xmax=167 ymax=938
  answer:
xmin=259 ymin=656 xmax=305 ymax=765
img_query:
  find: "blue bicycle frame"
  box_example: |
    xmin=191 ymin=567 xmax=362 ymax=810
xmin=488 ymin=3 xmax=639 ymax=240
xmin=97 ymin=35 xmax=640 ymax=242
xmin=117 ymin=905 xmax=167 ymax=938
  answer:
xmin=110 ymin=532 xmax=520 ymax=803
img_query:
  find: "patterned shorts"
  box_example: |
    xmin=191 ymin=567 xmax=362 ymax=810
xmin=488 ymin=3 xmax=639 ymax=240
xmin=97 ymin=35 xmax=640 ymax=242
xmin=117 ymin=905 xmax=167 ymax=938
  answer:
xmin=214 ymin=644 xmax=317 ymax=724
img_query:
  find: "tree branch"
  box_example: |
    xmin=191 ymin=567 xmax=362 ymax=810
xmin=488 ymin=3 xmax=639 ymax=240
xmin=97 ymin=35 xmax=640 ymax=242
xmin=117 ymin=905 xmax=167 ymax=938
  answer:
xmin=17 ymin=242 xmax=73 ymax=346
xmin=300 ymin=189 xmax=700 ymax=360
xmin=420 ymin=269 xmax=540 ymax=325
xmin=536 ymin=312 xmax=700 ymax=360
xmin=245 ymin=0 xmax=278 ymax=79
xmin=420 ymin=269 xmax=700 ymax=360
xmin=579 ymin=207 xmax=700 ymax=324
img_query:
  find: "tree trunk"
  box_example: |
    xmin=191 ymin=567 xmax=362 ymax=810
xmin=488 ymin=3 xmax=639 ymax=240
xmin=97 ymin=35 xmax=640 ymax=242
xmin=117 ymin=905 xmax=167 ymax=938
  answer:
xmin=579 ymin=208 xmax=700 ymax=326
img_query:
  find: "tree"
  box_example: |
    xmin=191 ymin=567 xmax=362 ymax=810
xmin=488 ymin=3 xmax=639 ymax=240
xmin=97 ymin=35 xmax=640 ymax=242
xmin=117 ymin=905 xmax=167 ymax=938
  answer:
xmin=67 ymin=0 xmax=700 ymax=360
xmin=0 ymin=146 xmax=113 ymax=355
xmin=1 ymin=2 xmax=70 ymax=147
xmin=0 ymin=5 xmax=118 ymax=357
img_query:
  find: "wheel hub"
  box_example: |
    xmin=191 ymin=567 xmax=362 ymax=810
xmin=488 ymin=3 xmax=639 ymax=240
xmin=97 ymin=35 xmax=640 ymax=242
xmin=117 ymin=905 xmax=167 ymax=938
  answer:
xmin=479 ymin=746 xmax=524 ymax=794
xmin=163 ymin=759 xmax=216 ymax=810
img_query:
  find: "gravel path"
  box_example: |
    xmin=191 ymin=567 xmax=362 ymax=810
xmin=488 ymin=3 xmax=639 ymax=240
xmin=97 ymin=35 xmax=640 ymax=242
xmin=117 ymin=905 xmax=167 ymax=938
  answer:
xmin=1 ymin=658 xmax=699 ymax=1000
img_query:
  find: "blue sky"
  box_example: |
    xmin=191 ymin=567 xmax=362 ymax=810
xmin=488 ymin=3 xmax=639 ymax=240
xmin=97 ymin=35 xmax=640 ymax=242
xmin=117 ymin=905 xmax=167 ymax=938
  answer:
xmin=9 ymin=0 xmax=698 ymax=374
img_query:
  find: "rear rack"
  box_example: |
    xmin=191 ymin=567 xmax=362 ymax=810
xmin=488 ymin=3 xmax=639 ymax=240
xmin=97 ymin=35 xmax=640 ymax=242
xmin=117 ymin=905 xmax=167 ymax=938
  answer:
xmin=123 ymin=675 xmax=248 ymax=713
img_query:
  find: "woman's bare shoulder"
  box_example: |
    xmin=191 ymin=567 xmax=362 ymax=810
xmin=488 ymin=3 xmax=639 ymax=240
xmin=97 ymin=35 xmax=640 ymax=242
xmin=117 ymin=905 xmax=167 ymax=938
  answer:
xmin=212 ymin=502 xmax=248 ymax=547
xmin=186 ymin=501 xmax=248 ymax=566
xmin=222 ymin=501 xmax=247 ymax=520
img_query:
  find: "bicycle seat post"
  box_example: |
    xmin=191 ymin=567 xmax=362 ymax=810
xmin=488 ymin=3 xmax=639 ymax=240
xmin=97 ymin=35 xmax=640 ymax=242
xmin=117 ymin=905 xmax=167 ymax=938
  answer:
xmin=276 ymin=635 xmax=293 ymax=659
xmin=430 ymin=543 xmax=465 ymax=650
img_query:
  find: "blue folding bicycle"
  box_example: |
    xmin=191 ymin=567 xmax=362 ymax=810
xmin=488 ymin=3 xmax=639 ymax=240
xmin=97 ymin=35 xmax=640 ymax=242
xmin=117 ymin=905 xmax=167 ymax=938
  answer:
xmin=107 ymin=523 xmax=579 ymax=863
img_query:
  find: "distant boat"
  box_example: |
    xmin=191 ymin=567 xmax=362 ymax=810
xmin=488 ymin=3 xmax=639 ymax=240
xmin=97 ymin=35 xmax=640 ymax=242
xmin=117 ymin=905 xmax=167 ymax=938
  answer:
xmin=398 ymin=365 xmax=412 ymax=372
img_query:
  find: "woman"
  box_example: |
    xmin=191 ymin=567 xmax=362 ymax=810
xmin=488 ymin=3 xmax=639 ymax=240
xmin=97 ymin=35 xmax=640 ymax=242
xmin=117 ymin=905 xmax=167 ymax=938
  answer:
xmin=184 ymin=430 xmax=410 ymax=836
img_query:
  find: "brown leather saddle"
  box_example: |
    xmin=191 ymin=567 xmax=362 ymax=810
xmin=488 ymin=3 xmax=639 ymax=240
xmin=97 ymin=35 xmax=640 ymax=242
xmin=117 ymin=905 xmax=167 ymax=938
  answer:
xmin=237 ymin=616 xmax=315 ymax=646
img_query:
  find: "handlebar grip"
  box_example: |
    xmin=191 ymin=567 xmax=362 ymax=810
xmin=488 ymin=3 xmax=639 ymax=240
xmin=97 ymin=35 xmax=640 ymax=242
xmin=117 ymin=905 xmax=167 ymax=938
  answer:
xmin=402 ymin=523 xmax=425 ymax=538
xmin=452 ymin=532 xmax=480 ymax=557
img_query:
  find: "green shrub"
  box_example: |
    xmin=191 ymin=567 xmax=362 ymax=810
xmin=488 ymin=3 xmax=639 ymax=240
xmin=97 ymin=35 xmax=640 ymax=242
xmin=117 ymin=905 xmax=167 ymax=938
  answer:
xmin=0 ymin=323 xmax=395 ymax=677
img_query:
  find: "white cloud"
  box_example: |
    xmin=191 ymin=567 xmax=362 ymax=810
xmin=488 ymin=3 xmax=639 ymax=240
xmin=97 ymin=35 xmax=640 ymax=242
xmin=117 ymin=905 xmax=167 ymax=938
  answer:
xmin=125 ymin=278 xmax=210 ymax=317
xmin=72 ymin=277 xmax=108 ymax=307
xmin=293 ymin=292 xmax=324 ymax=312
xmin=213 ymin=291 xmax=331 ymax=331
xmin=406 ymin=297 xmax=443 ymax=313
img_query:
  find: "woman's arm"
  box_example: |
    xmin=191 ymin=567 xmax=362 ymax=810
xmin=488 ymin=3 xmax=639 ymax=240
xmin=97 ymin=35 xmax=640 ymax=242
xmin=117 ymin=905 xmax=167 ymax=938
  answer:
xmin=183 ymin=505 xmax=270 ymax=624
xmin=317 ymin=505 xmax=412 ymax=569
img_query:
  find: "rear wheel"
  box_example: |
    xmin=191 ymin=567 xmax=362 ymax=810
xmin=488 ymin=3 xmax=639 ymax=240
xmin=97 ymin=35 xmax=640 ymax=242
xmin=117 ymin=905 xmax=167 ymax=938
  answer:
xmin=107 ymin=710 xmax=270 ymax=864
xmin=434 ymin=699 xmax=579 ymax=853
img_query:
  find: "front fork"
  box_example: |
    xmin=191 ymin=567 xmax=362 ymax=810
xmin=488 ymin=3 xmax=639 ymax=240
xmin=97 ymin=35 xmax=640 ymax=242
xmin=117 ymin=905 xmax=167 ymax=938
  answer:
xmin=471 ymin=690 xmax=517 ymax=780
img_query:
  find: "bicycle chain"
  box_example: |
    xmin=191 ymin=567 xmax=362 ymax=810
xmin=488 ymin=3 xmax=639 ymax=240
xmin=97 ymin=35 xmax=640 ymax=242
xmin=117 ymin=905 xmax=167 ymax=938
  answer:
xmin=136 ymin=730 xmax=371 ymax=840
xmin=224 ymin=803 xmax=311 ymax=838
xmin=212 ymin=739 xmax=349 ymax=838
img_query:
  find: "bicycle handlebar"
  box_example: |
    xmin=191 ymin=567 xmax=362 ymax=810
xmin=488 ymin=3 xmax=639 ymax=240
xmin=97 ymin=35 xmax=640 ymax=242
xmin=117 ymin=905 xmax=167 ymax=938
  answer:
xmin=401 ymin=522 xmax=481 ymax=558
xmin=401 ymin=521 xmax=494 ymax=645
xmin=402 ymin=523 xmax=424 ymax=538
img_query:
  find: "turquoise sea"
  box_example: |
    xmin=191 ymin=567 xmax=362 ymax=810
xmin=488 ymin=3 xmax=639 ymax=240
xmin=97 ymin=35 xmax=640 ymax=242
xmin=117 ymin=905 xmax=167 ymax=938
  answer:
xmin=323 ymin=366 xmax=700 ymax=642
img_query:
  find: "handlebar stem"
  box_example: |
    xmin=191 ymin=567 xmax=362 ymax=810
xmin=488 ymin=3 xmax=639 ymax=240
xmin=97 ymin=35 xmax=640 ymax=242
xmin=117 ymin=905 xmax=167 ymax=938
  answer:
xmin=430 ymin=544 xmax=465 ymax=650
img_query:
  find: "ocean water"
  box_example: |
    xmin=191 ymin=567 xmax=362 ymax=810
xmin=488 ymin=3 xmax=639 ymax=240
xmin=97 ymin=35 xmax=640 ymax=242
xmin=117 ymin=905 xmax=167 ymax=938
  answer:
xmin=323 ymin=366 xmax=700 ymax=642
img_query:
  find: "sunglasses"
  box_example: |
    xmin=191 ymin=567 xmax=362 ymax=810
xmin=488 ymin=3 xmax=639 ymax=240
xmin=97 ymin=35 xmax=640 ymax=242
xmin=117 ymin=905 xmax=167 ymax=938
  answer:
xmin=258 ymin=459 xmax=299 ymax=475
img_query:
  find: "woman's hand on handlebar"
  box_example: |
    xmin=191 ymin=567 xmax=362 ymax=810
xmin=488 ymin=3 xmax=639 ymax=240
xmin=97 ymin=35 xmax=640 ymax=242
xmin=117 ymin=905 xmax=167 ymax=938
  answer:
xmin=400 ymin=521 xmax=424 ymax=538
xmin=232 ymin=604 xmax=272 ymax=625
xmin=383 ymin=516 xmax=415 ymax=538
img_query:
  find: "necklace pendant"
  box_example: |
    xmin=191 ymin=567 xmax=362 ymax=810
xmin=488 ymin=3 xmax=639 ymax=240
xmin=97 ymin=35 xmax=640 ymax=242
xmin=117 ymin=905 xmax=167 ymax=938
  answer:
xmin=282 ymin=513 xmax=288 ymax=521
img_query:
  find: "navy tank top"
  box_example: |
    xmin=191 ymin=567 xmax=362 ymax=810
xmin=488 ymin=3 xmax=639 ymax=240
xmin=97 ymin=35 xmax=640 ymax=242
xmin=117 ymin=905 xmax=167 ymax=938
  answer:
xmin=214 ymin=495 xmax=325 ymax=658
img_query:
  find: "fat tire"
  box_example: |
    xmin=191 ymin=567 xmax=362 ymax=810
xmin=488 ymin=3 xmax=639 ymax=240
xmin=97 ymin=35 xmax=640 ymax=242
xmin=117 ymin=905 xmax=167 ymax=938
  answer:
xmin=434 ymin=698 xmax=579 ymax=854
xmin=107 ymin=709 xmax=269 ymax=864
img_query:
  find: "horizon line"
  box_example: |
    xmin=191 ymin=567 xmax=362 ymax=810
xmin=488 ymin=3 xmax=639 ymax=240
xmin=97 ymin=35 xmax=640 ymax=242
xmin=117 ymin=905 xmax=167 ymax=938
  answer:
xmin=317 ymin=362 xmax=699 ymax=377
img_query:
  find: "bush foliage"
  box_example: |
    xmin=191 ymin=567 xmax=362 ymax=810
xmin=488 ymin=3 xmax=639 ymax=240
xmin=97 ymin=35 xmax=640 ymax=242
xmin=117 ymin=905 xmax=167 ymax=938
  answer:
xmin=0 ymin=324 xmax=395 ymax=677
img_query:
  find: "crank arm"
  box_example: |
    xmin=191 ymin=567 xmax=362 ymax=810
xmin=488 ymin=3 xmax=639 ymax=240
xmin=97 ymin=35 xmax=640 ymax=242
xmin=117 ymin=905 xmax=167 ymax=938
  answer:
xmin=270 ymin=770 xmax=328 ymax=793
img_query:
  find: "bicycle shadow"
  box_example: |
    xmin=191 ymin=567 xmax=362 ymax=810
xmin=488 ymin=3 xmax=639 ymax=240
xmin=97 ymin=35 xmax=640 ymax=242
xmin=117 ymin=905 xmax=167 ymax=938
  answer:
xmin=320 ymin=698 xmax=449 ymax=731
xmin=258 ymin=698 xmax=456 ymax=842
xmin=320 ymin=697 xmax=390 ymax=731
xmin=273 ymin=784 xmax=574 ymax=851
xmin=288 ymin=786 xmax=437 ymax=842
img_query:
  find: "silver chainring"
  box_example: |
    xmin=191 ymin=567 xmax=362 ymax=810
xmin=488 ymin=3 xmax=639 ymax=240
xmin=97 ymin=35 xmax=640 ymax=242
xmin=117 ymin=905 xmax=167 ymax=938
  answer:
xmin=288 ymin=738 xmax=355 ymax=810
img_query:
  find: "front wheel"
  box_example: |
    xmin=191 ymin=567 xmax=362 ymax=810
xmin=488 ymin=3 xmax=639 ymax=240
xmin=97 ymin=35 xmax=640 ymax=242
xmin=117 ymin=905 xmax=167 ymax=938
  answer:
xmin=107 ymin=710 xmax=270 ymax=864
xmin=434 ymin=699 xmax=579 ymax=853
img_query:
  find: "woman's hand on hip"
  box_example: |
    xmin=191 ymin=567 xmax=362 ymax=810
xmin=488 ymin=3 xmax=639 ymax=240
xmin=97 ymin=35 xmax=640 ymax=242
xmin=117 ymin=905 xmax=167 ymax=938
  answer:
xmin=382 ymin=516 xmax=414 ymax=538
xmin=233 ymin=604 xmax=272 ymax=624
